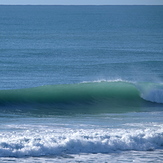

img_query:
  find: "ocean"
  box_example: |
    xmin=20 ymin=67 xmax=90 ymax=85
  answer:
xmin=0 ymin=5 xmax=163 ymax=162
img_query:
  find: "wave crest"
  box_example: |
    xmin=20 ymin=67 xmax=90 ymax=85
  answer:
xmin=140 ymin=84 xmax=163 ymax=104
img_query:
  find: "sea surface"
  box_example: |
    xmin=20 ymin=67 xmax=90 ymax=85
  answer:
xmin=0 ymin=5 xmax=163 ymax=162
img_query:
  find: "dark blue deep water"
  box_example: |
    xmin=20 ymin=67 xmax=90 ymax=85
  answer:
xmin=0 ymin=6 xmax=163 ymax=162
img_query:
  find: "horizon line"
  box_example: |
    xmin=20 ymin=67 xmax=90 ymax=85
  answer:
xmin=0 ymin=4 xmax=163 ymax=6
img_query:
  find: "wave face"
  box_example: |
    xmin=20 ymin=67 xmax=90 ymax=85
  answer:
xmin=0 ymin=81 xmax=162 ymax=115
xmin=0 ymin=126 xmax=163 ymax=157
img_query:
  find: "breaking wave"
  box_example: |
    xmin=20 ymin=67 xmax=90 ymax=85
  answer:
xmin=0 ymin=80 xmax=162 ymax=115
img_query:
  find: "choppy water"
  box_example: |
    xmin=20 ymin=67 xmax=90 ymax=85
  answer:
xmin=0 ymin=5 xmax=163 ymax=162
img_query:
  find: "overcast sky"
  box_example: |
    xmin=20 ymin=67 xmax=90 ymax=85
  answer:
xmin=0 ymin=0 xmax=163 ymax=5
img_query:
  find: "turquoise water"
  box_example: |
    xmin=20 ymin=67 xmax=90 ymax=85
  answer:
xmin=0 ymin=5 xmax=163 ymax=162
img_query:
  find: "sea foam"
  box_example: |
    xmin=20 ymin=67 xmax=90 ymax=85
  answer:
xmin=0 ymin=126 xmax=163 ymax=157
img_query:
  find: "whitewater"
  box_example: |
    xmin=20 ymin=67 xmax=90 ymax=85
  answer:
xmin=0 ymin=5 xmax=163 ymax=163
xmin=0 ymin=111 xmax=163 ymax=162
xmin=0 ymin=120 xmax=163 ymax=157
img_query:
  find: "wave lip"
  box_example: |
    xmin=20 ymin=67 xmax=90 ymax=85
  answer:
xmin=140 ymin=83 xmax=163 ymax=104
xmin=0 ymin=127 xmax=163 ymax=157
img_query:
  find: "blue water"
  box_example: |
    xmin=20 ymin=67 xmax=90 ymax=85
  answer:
xmin=0 ymin=5 xmax=163 ymax=162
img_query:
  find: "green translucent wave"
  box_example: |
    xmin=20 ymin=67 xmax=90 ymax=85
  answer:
xmin=0 ymin=81 xmax=162 ymax=115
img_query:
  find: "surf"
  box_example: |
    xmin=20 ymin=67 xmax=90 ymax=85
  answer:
xmin=0 ymin=126 xmax=163 ymax=157
xmin=0 ymin=80 xmax=162 ymax=115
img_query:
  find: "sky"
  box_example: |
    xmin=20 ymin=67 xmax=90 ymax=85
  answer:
xmin=0 ymin=0 xmax=163 ymax=5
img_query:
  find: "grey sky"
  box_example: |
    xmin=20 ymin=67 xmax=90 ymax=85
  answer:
xmin=0 ymin=0 xmax=163 ymax=5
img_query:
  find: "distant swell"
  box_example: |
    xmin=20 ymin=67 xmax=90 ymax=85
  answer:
xmin=0 ymin=81 xmax=162 ymax=115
